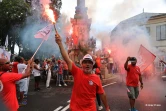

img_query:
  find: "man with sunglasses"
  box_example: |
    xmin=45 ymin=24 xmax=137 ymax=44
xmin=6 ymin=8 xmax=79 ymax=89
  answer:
xmin=55 ymin=34 xmax=111 ymax=111
xmin=0 ymin=58 xmax=33 ymax=111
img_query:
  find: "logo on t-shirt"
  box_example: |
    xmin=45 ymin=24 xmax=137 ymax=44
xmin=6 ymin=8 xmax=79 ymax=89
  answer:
xmin=0 ymin=80 xmax=3 ymax=92
xmin=89 ymin=80 xmax=93 ymax=85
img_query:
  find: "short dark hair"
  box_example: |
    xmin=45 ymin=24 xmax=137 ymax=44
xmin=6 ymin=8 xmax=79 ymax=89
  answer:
xmin=130 ymin=57 xmax=137 ymax=61
xmin=34 ymin=59 xmax=39 ymax=63
xmin=17 ymin=56 xmax=23 ymax=63
xmin=14 ymin=56 xmax=20 ymax=62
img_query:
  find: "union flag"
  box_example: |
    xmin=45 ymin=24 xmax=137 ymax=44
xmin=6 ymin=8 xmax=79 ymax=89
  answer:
xmin=137 ymin=45 xmax=156 ymax=72
xmin=34 ymin=24 xmax=52 ymax=40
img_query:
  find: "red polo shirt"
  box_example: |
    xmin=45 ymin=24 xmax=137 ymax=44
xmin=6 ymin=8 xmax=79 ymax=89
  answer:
xmin=70 ymin=63 xmax=104 ymax=111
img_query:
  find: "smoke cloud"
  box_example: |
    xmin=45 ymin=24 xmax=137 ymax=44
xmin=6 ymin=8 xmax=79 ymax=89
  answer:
xmin=19 ymin=0 xmax=70 ymax=59
xmin=109 ymin=0 xmax=166 ymax=25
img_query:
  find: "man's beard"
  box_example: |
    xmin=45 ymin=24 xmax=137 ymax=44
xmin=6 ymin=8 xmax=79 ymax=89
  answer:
xmin=83 ymin=69 xmax=92 ymax=74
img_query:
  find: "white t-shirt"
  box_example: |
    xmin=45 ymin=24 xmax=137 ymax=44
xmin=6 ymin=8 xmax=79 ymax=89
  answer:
xmin=17 ymin=63 xmax=27 ymax=73
xmin=33 ymin=64 xmax=41 ymax=77
xmin=17 ymin=63 xmax=27 ymax=80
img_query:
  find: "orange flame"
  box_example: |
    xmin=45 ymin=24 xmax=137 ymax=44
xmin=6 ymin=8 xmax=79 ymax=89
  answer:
xmin=108 ymin=49 xmax=111 ymax=54
xmin=69 ymin=28 xmax=73 ymax=35
xmin=44 ymin=5 xmax=55 ymax=23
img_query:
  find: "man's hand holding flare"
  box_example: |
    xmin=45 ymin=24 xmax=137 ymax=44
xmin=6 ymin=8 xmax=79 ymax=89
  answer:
xmin=55 ymin=33 xmax=62 ymax=45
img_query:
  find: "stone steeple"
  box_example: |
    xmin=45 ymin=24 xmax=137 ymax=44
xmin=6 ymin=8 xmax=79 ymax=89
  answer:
xmin=69 ymin=0 xmax=93 ymax=62
xmin=74 ymin=0 xmax=88 ymax=19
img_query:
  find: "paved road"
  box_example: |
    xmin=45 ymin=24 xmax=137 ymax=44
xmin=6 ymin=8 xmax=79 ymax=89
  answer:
xmin=18 ymin=75 xmax=166 ymax=111
xmin=105 ymin=76 xmax=166 ymax=111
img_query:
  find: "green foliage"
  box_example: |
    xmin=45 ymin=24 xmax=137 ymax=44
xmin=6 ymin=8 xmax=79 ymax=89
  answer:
xmin=0 ymin=0 xmax=30 ymax=57
xmin=0 ymin=0 xmax=30 ymax=26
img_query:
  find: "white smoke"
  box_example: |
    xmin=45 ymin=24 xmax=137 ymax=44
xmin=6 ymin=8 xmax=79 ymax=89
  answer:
xmin=19 ymin=1 xmax=70 ymax=59
xmin=110 ymin=25 xmax=152 ymax=68
xmin=109 ymin=0 xmax=166 ymax=25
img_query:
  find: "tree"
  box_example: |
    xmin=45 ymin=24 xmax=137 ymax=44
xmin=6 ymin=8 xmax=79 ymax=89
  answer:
xmin=0 ymin=0 xmax=30 ymax=54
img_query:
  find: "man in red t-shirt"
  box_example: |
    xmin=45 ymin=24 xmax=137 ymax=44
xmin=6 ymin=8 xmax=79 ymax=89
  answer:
xmin=0 ymin=58 xmax=32 ymax=111
xmin=11 ymin=56 xmax=19 ymax=73
xmin=55 ymin=33 xmax=111 ymax=111
xmin=124 ymin=57 xmax=143 ymax=111
xmin=57 ymin=60 xmax=67 ymax=87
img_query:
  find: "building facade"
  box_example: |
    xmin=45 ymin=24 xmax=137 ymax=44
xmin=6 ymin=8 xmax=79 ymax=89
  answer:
xmin=111 ymin=12 xmax=166 ymax=72
xmin=146 ymin=14 xmax=166 ymax=52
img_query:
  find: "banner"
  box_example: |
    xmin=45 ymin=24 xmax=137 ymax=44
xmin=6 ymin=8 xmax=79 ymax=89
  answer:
xmin=0 ymin=48 xmax=11 ymax=61
xmin=34 ymin=24 xmax=52 ymax=40
xmin=137 ymin=45 xmax=156 ymax=72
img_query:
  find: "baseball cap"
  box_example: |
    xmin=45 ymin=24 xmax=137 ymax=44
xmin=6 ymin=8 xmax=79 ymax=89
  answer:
xmin=82 ymin=54 xmax=94 ymax=64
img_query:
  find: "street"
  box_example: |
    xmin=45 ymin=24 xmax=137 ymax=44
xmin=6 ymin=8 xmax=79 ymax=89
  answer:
xmin=19 ymin=75 xmax=166 ymax=111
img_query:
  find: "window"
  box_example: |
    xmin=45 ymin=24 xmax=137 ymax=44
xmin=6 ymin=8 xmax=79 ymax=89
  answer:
xmin=146 ymin=27 xmax=150 ymax=35
xmin=156 ymin=24 xmax=166 ymax=40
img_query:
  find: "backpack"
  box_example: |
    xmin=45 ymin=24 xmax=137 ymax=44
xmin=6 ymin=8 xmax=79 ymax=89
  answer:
xmin=0 ymin=72 xmax=5 ymax=92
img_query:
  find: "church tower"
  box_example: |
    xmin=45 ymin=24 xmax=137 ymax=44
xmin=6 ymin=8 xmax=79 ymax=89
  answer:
xmin=70 ymin=0 xmax=92 ymax=46
xmin=68 ymin=0 xmax=95 ymax=62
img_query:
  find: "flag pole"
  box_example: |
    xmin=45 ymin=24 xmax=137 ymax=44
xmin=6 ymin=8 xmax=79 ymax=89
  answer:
xmin=31 ymin=39 xmax=45 ymax=60
xmin=21 ymin=39 xmax=44 ymax=73
xmin=53 ymin=23 xmax=58 ymax=34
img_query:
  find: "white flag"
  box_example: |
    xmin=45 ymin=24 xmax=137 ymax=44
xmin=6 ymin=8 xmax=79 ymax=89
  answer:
xmin=5 ymin=35 xmax=8 ymax=48
xmin=34 ymin=25 xmax=52 ymax=41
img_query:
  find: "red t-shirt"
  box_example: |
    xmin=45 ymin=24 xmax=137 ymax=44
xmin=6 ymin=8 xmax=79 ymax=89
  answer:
xmin=95 ymin=68 xmax=101 ymax=74
xmin=126 ymin=65 xmax=141 ymax=87
xmin=95 ymin=57 xmax=101 ymax=68
xmin=11 ymin=62 xmax=18 ymax=73
xmin=58 ymin=64 xmax=63 ymax=74
xmin=0 ymin=72 xmax=22 ymax=111
xmin=70 ymin=63 xmax=104 ymax=111
xmin=63 ymin=62 xmax=68 ymax=70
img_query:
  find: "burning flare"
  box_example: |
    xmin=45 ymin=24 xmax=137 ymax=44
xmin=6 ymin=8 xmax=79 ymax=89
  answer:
xmin=44 ymin=5 xmax=56 ymax=23
xmin=108 ymin=49 xmax=111 ymax=54
xmin=69 ymin=28 xmax=73 ymax=35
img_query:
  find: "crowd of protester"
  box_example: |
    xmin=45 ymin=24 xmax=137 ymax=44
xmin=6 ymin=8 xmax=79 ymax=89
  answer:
xmin=0 ymin=54 xmax=72 ymax=110
xmin=0 ymin=51 xmax=116 ymax=111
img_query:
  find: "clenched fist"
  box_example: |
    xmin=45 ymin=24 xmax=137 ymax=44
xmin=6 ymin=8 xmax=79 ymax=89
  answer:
xmin=55 ymin=33 xmax=62 ymax=45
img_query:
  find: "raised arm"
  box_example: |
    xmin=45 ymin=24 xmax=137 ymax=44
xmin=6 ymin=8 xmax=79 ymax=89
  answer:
xmin=34 ymin=64 xmax=42 ymax=71
xmin=124 ymin=57 xmax=130 ymax=71
xmin=55 ymin=33 xmax=72 ymax=71
xmin=160 ymin=60 xmax=166 ymax=65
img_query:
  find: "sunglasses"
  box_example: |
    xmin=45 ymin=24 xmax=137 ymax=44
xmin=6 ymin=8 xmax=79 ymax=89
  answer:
xmin=0 ymin=62 xmax=10 ymax=66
